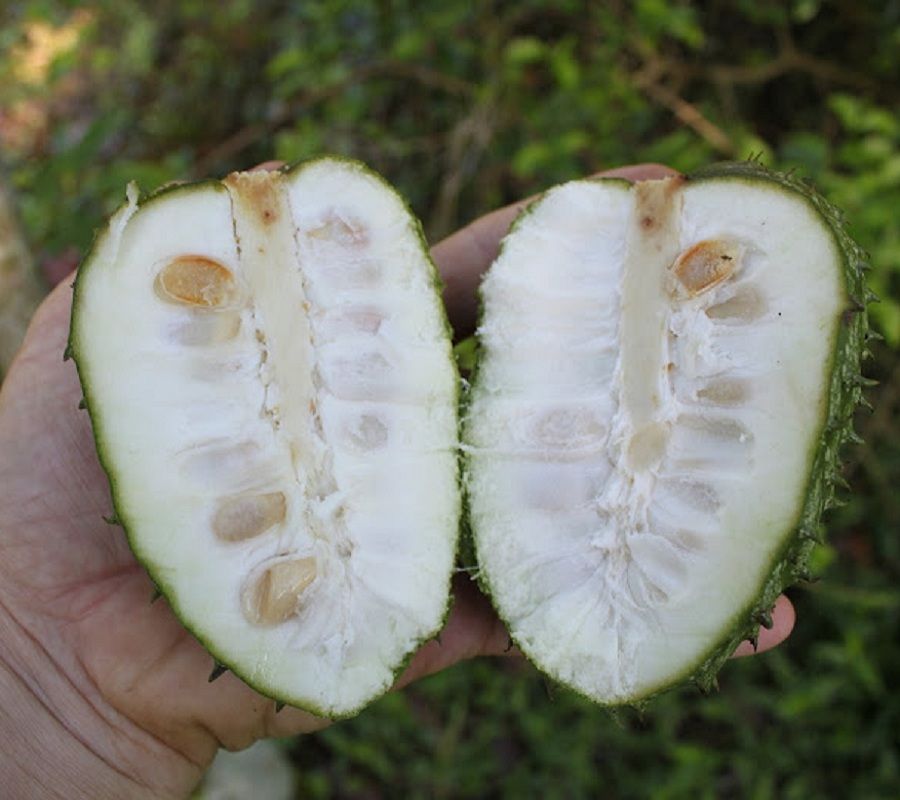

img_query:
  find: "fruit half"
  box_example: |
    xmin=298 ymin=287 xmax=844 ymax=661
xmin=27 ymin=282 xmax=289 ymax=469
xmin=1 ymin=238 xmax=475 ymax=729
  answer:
xmin=69 ymin=158 xmax=460 ymax=717
xmin=463 ymin=163 xmax=868 ymax=704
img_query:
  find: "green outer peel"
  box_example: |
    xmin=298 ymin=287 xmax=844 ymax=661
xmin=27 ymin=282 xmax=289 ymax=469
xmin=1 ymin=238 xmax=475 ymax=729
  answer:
xmin=463 ymin=161 xmax=870 ymax=706
xmin=68 ymin=157 xmax=461 ymax=719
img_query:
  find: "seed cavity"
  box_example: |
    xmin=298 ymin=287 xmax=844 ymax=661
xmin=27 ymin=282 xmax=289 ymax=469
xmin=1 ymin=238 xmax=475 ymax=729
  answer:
xmin=655 ymin=478 xmax=721 ymax=515
xmin=242 ymin=557 xmax=318 ymax=626
xmin=696 ymin=377 xmax=751 ymax=406
xmin=303 ymin=255 xmax=383 ymax=288
xmin=320 ymin=350 xmax=393 ymax=400
xmin=518 ymin=461 xmax=606 ymax=512
xmin=530 ymin=407 xmax=606 ymax=449
xmin=678 ymin=414 xmax=752 ymax=442
xmin=343 ymin=308 xmax=385 ymax=334
xmin=668 ymin=415 xmax=753 ymax=470
xmin=626 ymin=534 xmax=689 ymax=606
xmin=705 ymin=286 xmax=767 ymax=321
xmin=340 ymin=260 xmax=382 ymax=287
xmin=307 ymin=211 xmax=369 ymax=248
xmin=670 ymin=239 xmax=743 ymax=297
xmin=671 ymin=529 xmax=705 ymax=553
xmin=169 ymin=311 xmax=242 ymax=345
xmin=213 ymin=492 xmax=286 ymax=542
xmin=156 ymin=255 xmax=239 ymax=308
xmin=180 ymin=440 xmax=264 ymax=488
xmin=626 ymin=561 xmax=667 ymax=608
xmin=345 ymin=414 xmax=388 ymax=451
xmin=315 ymin=307 xmax=385 ymax=343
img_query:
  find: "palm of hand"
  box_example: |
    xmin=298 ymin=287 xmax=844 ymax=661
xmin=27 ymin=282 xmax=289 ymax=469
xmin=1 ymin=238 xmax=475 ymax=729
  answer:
xmin=0 ymin=278 xmax=508 ymax=793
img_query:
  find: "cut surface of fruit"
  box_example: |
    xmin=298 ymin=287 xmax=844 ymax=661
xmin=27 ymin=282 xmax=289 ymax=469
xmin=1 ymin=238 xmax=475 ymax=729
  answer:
xmin=464 ymin=164 xmax=867 ymax=704
xmin=70 ymin=159 xmax=459 ymax=717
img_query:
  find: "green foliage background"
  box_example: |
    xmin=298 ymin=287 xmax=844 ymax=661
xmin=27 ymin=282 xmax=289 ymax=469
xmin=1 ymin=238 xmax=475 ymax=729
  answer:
xmin=2 ymin=1 xmax=898 ymax=797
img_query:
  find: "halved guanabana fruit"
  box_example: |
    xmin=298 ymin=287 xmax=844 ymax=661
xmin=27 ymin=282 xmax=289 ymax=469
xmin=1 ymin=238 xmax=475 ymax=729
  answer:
xmin=69 ymin=158 xmax=460 ymax=717
xmin=463 ymin=163 xmax=868 ymax=704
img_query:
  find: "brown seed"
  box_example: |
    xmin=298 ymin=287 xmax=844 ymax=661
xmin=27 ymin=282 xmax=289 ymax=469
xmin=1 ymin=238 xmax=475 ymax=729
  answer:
xmin=213 ymin=492 xmax=286 ymax=542
xmin=156 ymin=255 xmax=238 ymax=308
xmin=243 ymin=557 xmax=317 ymax=626
xmin=670 ymin=239 xmax=742 ymax=297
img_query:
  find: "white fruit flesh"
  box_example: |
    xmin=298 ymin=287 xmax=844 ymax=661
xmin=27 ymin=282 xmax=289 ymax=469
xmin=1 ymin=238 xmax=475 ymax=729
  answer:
xmin=465 ymin=176 xmax=844 ymax=702
xmin=72 ymin=160 xmax=459 ymax=716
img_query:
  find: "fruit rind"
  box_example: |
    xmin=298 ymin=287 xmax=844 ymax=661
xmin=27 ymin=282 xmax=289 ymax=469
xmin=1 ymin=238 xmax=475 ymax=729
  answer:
xmin=69 ymin=157 xmax=461 ymax=718
xmin=463 ymin=161 xmax=869 ymax=705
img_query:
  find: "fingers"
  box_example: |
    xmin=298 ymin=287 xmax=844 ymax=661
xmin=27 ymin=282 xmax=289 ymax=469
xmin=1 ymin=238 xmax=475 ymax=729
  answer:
xmin=390 ymin=582 xmax=793 ymax=701
xmin=590 ymin=164 xmax=680 ymax=182
xmin=1 ymin=269 xmax=78 ymax=408
xmin=390 ymin=584 xmax=794 ymax=705
xmin=249 ymin=160 xmax=286 ymax=172
xmin=431 ymin=163 xmax=678 ymax=336
xmin=264 ymin=576 xmax=514 ymax=738
xmin=732 ymin=594 xmax=796 ymax=657
xmin=393 ymin=576 xmax=515 ymax=690
xmin=41 ymin=246 xmax=80 ymax=288
xmin=269 ymin=582 xmax=795 ymax=740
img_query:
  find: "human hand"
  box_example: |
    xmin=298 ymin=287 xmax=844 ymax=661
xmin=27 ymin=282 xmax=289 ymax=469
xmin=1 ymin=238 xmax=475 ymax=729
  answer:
xmin=0 ymin=163 xmax=793 ymax=798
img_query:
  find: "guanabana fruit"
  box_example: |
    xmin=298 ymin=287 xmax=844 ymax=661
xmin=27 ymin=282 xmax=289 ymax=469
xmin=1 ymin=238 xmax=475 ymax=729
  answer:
xmin=463 ymin=162 xmax=869 ymax=704
xmin=69 ymin=158 xmax=460 ymax=717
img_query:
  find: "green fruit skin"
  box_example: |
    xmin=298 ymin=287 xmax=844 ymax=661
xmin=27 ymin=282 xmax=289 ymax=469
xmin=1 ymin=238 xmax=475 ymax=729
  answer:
xmin=68 ymin=157 xmax=461 ymax=719
xmin=463 ymin=160 xmax=871 ymax=706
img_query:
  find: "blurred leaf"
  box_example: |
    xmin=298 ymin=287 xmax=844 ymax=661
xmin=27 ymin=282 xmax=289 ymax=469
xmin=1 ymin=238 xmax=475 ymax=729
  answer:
xmin=780 ymin=132 xmax=829 ymax=174
xmin=505 ymin=36 xmax=545 ymax=66
xmin=2 ymin=3 xmax=899 ymax=798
